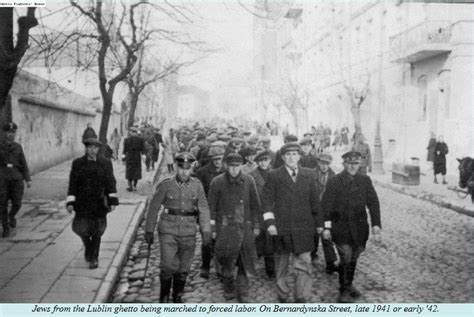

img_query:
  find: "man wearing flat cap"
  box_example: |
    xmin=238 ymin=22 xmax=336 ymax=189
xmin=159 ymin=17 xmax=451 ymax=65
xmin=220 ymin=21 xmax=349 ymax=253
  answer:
xmin=145 ymin=152 xmax=211 ymax=303
xmin=261 ymin=142 xmax=322 ymax=303
xmin=67 ymin=137 xmax=119 ymax=269
xmin=299 ymin=137 xmax=318 ymax=169
xmin=0 ymin=122 xmax=31 ymax=237
xmin=273 ymin=134 xmax=298 ymax=169
xmin=195 ymin=146 xmax=225 ymax=279
xmin=321 ymin=151 xmax=381 ymax=303
xmin=208 ymin=153 xmax=261 ymax=302
xmin=312 ymin=153 xmax=338 ymax=274
xmin=249 ymin=149 xmax=275 ymax=278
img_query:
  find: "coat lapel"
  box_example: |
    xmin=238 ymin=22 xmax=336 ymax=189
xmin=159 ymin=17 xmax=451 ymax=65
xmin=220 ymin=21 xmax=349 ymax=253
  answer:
xmin=277 ymin=166 xmax=297 ymax=192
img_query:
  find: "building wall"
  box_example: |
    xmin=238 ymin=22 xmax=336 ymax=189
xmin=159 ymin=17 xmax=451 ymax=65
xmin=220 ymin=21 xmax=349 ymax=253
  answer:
xmin=9 ymin=70 xmax=120 ymax=174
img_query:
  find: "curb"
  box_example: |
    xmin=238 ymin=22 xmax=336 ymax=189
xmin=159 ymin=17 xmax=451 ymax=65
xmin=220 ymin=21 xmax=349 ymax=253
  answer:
xmin=94 ymin=199 xmax=148 ymax=303
xmin=372 ymin=179 xmax=474 ymax=218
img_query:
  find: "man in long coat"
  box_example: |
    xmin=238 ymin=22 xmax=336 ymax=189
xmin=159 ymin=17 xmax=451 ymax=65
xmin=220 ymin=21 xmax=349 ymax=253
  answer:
xmin=322 ymin=151 xmax=381 ymax=303
xmin=67 ymin=138 xmax=119 ymax=269
xmin=123 ymin=128 xmax=145 ymax=191
xmin=249 ymin=150 xmax=275 ymax=278
xmin=261 ymin=142 xmax=322 ymax=303
xmin=208 ymin=153 xmax=261 ymax=302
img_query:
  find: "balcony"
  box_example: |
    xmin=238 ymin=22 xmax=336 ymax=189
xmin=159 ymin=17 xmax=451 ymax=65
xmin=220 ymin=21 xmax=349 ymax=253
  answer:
xmin=390 ymin=21 xmax=453 ymax=63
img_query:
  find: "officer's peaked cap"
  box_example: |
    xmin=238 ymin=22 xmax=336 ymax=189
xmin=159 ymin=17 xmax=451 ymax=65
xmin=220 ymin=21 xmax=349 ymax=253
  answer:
xmin=175 ymin=152 xmax=196 ymax=169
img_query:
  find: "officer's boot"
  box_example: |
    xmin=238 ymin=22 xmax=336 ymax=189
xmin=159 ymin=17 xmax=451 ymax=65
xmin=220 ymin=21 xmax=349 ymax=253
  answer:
xmin=337 ymin=264 xmax=353 ymax=303
xmin=264 ymin=255 xmax=275 ymax=279
xmin=159 ymin=276 xmax=172 ymax=303
xmin=348 ymin=261 xmax=361 ymax=298
xmin=172 ymin=273 xmax=187 ymax=303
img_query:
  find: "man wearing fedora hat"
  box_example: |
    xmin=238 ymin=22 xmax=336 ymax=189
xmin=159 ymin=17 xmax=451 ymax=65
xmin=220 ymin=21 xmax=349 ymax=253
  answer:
xmin=0 ymin=122 xmax=31 ymax=237
xmin=66 ymin=137 xmax=119 ymax=269
xmin=261 ymin=142 xmax=322 ymax=303
xmin=321 ymin=151 xmax=381 ymax=303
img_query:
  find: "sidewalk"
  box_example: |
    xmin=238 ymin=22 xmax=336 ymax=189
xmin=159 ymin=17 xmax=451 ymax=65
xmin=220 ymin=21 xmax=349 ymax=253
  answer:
xmin=0 ymin=156 xmax=160 ymax=303
xmin=329 ymin=149 xmax=474 ymax=217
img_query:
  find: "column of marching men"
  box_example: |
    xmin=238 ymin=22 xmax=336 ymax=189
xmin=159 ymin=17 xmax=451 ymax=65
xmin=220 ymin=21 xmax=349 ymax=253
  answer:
xmin=144 ymin=123 xmax=382 ymax=304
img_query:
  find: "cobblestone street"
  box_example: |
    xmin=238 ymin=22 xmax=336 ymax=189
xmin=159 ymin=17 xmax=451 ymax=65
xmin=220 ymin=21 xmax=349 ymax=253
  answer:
xmin=111 ymin=185 xmax=474 ymax=303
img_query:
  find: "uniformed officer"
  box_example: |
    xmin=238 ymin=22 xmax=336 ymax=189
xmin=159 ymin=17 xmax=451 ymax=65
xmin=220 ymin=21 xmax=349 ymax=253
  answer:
xmin=0 ymin=122 xmax=31 ymax=237
xmin=322 ymin=151 xmax=381 ymax=303
xmin=145 ymin=152 xmax=211 ymax=303
xmin=66 ymin=137 xmax=119 ymax=269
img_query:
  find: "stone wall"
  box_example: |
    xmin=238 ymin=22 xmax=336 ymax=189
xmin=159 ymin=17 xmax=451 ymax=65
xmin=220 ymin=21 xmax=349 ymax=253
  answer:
xmin=9 ymin=70 xmax=121 ymax=174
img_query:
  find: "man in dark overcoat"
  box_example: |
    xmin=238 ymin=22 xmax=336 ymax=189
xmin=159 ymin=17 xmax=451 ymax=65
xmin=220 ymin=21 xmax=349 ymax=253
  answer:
xmin=321 ymin=151 xmax=381 ymax=303
xmin=299 ymin=137 xmax=318 ymax=169
xmin=123 ymin=127 xmax=145 ymax=191
xmin=0 ymin=122 xmax=31 ymax=237
xmin=207 ymin=153 xmax=261 ymax=302
xmin=66 ymin=138 xmax=119 ymax=269
xmin=195 ymin=147 xmax=225 ymax=279
xmin=151 ymin=128 xmax=163 ymax=170
xmin=249 ymin=149 xmax=275 ymax=278
xmin=312 ymin=153 xmax=338 ymax=274
xmin=261 ymin=142 xmax=322 ymax=303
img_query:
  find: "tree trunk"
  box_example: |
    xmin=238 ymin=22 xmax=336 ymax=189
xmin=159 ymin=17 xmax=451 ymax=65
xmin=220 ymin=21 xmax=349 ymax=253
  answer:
xmin=351 ymin=105 xmax=363 ymax=137
xmin=98 ymin=93 xmax=113 ymax=150
xmin=127 ymin=91 xmax=139 ymax=128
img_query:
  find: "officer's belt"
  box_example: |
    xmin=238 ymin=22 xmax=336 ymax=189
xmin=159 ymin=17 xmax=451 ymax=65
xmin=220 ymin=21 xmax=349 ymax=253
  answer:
xmin=165 ymin=208 xmax=197 ymax=217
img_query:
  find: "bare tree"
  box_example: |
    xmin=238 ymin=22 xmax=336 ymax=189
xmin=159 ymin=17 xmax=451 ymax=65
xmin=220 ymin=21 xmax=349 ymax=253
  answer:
xmin=344 ymin=73 xmax=370 ymax=137
xmin=0 ymin=7 xmax=38 ymax=127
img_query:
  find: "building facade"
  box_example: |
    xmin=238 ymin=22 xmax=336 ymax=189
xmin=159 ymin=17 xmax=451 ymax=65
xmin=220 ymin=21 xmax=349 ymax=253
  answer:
xmin=254 ymin=1 xmax=473 ymax=173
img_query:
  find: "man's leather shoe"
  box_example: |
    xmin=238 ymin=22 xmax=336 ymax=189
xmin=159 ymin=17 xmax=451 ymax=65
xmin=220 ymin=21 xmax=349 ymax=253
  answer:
xmin=199 ymin=268 xmax=210 ymax=279
xmin=349 ymin=285 xmax=362 ymax=298
xmin=9 ymin=218 xmax=16 ymax=228
xmin=338 ymin=290 xmax=354 ymax=303
xmin=89 ymin=259 xmax=99 ymax=269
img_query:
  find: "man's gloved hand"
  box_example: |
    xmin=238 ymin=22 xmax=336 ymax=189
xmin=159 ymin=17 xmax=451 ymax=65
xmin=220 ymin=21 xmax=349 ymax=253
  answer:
xmin=202 ymin=231 xmax=211 ymax=246
xmin=145 ymin=232 xmax=154 ymax=245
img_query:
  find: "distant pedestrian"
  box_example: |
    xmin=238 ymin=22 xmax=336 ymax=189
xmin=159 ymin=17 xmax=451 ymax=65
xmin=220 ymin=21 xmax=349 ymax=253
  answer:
xmin=433 ymin=135 xmax=449 ymax=184
xmin=208 ymin=153 xmax=261 ymax=302
xmin=66 ymin=137 xmax=119 ymax=269
xmin=151 ymin=128 xmax=163 ymax=170
xmin=145 ymin=153 xmax=211 ymax=303
xmin=0 ymin=122 xmax=31 ymax=238
xmin=123 ymin=127 xmax=145 ymax=191
xmin=340 ymin=126 xmax=349 ymax=148
xmin=82 ymin=122 xmax=97 ymax=143
xmin=299 ymin=137 xmax=318 ymax=169
xmin=109 ymin=128 xmax=121 ymax=160
xmin=321 ymin=151 xmax=381 ymax=303
xmin=426 ymin=132 xmax=436 ymax=170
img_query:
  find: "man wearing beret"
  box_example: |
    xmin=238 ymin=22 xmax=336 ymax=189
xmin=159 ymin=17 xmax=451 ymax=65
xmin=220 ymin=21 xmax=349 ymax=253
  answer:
xmin=145 ymin=152 xmax=211 ymax=303
xmin=261 ymin=142 xmax=322 ymax=303
xmin=0 ymin=122 xmax=31 ymax=237
xmin=249 ymin=150 xmax=275 ymax=278
xmin=321 ymin=151 xmax=381 ymax=303
xmin=312 ymin=153 xmax=338 ymax=274
xmin=67 ymin=137 xmax=119 ymax=269
xmin=195 ymin=147 xmax=225 ymax=279
xmin=208 ymin=153 xmax=261 ymax=302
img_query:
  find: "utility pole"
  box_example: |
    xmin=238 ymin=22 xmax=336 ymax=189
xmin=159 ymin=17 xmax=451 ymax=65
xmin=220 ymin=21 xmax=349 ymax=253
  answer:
xmin=373 ymin=2 xmax=385 ymax=174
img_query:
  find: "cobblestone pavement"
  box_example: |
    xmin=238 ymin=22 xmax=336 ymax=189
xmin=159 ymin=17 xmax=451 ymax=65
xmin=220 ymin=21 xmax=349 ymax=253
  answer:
xmin=111 ymin=185 xmax=474 ymax=303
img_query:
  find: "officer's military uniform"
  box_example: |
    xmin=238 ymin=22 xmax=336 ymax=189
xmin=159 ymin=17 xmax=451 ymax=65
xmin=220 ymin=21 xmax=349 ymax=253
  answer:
xmin=0 ymin=122 xmax=31 ymax=237
xmin=322 ymin=151 xmax=381 ymax=303
xmin=145 ymin=153 xmax=211 ymax=303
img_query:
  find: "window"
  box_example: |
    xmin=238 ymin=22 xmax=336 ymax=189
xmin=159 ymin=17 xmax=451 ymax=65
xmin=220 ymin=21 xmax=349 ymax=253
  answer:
xmin=417 ymin=75 xmax=427 ymax=121
xmin=438 ymin=70 xmax=451 ymax=117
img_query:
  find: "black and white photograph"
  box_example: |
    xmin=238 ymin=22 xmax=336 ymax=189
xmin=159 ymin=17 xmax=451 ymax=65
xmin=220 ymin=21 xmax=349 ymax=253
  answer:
xmin=0 ymin=0 xmax=472 ymax=307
